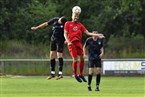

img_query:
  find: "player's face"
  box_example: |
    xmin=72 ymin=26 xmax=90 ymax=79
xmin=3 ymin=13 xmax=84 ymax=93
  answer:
xmin=93 ymin=36 xmax=97 ymax=40
xmin=72 ymin=13 xmax=79 ymax=22
xmin=58 ymin=18 xmax=62 ymax=24
xmin=58 ymin=17 xmax=63 ymax=24
xmin=92 ymin=32 xmax=98 ymax=40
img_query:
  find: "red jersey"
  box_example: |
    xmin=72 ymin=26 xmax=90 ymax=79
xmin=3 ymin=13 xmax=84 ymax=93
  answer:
xmin=64 ymin=21 xmax=87 ymax=42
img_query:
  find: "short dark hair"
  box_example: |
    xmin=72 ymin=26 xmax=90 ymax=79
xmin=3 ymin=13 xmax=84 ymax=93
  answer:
xmin=60 ymin=16 xmax=67 ymax=24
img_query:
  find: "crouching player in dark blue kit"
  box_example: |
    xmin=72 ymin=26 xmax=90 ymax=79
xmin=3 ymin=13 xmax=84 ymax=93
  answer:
xmin=83 ymin=31 xmax=104 ymax=91
xmin=31 ymin=16 xmax=67 ymax=80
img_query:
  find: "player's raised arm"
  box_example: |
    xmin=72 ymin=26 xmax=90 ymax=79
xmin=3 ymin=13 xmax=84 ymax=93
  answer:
xmin=84 ymin=30 xmax=105 ymax=38
xmin=31 ymin=22 xmax=48 ymax=30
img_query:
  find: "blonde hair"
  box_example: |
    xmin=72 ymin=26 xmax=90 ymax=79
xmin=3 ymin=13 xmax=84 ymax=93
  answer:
xmin=92 ymin=31 xmax=98 ymax=34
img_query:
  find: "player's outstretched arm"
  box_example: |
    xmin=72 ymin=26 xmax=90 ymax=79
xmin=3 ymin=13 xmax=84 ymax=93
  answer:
xmin=31 ymin=22 xmax=48 ymax=30
xmin=84 ymin=30 xmax=105 ymax=38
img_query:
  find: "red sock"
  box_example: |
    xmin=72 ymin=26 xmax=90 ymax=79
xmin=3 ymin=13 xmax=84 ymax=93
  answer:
xmin=72 ymin=61 xmax=77 ymax=77
xmin=79 ymin=60 xmax=84 ymax=76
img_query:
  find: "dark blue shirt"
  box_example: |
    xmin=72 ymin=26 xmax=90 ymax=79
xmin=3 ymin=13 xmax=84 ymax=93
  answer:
xmin=84 ymin=37 xmax=103 ymax=61
xmin=48 ymin=17 xmax=65 ymax=41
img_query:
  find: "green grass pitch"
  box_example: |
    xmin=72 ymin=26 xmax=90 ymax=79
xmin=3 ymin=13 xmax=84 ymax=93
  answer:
xmin=0 ymin=76 xmax=145 ymax=97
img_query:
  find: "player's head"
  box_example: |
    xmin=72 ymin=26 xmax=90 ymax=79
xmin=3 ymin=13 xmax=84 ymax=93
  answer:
xmin=72 ymin=13 xmax=79 ymax=22
xmin=92 ymin=31 xmax=98 ymax=39
xmin=59 ymin=16 xmax=67 ymax=24
xmin=71 ymin=6 xmax=81 ymax=22
xmin=92 ymin=31 xmax=98 ymax=34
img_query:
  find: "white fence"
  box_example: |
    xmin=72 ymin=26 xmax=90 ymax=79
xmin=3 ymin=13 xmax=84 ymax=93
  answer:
xmin=0 ymin=59 xmax=72 ymax=75
xmin=0 ymin=59 xmax=145 ymax=75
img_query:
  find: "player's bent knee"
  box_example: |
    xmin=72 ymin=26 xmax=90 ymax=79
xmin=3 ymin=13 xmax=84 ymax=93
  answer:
xmin=89 ymin=72 xmax=93 ymax=75
xmin=96 ymin=71 xmax=101 ymax=75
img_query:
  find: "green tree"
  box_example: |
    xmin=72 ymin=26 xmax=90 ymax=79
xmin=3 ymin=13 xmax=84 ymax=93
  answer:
xmin=0 ymin=0 xmax=34 ymax=40
xmin=13 ymin=0 xmax=58 ymax=44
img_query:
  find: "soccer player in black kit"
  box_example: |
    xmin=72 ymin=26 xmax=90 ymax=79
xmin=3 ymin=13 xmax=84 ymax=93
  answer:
xmin=83 ymin=31 xmax=104 ymax=91
xmin=31 ymin=16 xmax=67 ymax=80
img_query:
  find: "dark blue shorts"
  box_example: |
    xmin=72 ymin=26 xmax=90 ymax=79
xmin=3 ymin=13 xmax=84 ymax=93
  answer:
xmin=88 ymin=59 xmax=102 ymax=68
xmin=50 ymin=39 xmax=64 ymax=53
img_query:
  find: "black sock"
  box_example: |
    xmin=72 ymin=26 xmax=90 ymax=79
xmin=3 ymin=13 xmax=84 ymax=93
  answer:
xmin=96 ymin=74 xmax=101 ymax=86
xmin=88 ymin=74 xmax=93 ymax=87
xmin=58 ymin=58 xmax=63 ymax=72
xmin=50 ymin=59 xmax=55 ymax=72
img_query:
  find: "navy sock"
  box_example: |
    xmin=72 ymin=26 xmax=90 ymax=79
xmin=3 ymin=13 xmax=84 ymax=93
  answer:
xmin=96 ymin=74 xmax=101 ymax=86
xmin=58 ymin=58 xmax=63 ymax=72
xmin=50 ymin=59 xmax=55 ymax=72
xmin=88 ymin=74 xmax=93 ymax=86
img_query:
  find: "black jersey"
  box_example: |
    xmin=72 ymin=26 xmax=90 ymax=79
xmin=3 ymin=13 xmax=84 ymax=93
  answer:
xmin=84 ymin=37 xmax=103 ymax=61
xmin=48 ymin=17 xmax=65 ymax=41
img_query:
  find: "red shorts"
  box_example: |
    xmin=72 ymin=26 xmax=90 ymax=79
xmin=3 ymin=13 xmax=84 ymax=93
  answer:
xmin=67 ymin=41 xmax=83 ymax=57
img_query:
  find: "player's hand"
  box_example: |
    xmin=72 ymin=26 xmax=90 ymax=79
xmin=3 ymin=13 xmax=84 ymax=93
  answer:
xmin=99 ymin=54 xmax=103 ymax=58
xmin=31 ymin=27 xmax=37 ymax=30
xmin=98 ymin=34 xmax=105 ymax=38
xmin=83 ymin=54 xmax=87 ymax=58
xmin=64 ymin=41 xmax=67 ymax=44
xmin=68 ymin=42 xmax=72 ymax=46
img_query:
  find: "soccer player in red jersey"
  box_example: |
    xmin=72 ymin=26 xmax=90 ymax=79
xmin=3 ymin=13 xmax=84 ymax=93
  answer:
xmin=64 ymin=6 xmax=104 ymax=83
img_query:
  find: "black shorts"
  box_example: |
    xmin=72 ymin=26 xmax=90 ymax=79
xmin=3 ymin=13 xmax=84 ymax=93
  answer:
xmin=88 ymin=59 xmax=102 ymax=68
xmin=50 ymin=39 xmax=64 ymax=53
